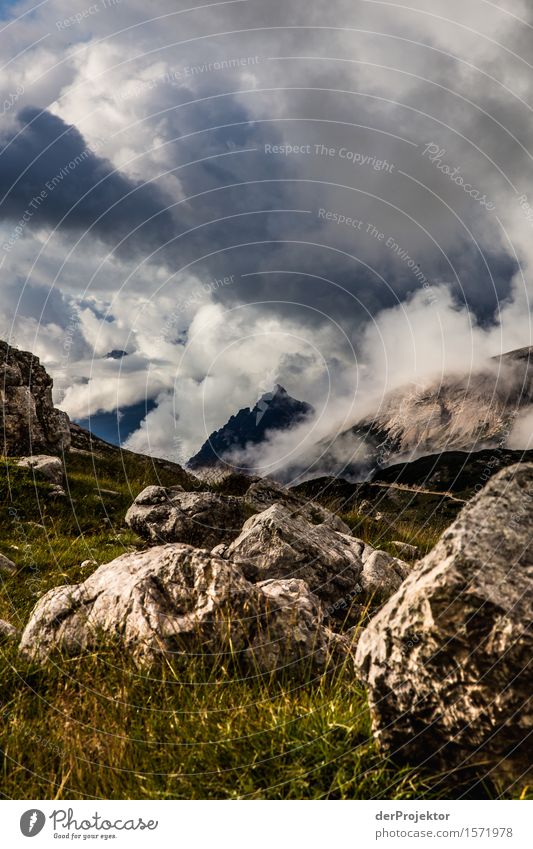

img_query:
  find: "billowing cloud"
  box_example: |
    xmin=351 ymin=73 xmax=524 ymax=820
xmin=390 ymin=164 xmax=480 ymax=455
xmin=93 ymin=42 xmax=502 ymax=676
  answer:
xmin=0 ymin=0 xmax=532 ymax=472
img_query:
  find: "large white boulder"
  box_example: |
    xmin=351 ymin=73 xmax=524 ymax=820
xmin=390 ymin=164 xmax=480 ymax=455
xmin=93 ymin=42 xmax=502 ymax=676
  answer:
xmin=19 ymin=544 xmax=348 ymax=676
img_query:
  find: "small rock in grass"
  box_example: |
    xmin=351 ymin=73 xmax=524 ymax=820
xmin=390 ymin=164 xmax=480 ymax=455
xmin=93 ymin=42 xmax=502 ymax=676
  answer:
xmin=0 ymin=553 xmax=17 ymax=575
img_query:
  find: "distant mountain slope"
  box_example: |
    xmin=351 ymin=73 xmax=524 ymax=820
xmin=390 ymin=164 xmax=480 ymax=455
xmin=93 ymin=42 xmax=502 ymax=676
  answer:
xmin=69 ymin=423 xmax=200 ymax=490
xmin=372 ymin=446 xmax=533 ymax=492
xmin=188 ymin=385 xmax=314 ymax=472
xmin=291 ymin=447 xmax=533 ymax=550
xmin=322 ymin=345 xmax=533 ymax=477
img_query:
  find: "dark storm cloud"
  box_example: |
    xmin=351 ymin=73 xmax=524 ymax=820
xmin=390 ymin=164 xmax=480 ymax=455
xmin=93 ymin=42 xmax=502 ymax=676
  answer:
xmin=0 ymin=95 xmax=518 ymax=342
xmin=0 ymin=107 xmax=176 ymax=254
xmin=0 ymin=0 xmax=528 ymax=345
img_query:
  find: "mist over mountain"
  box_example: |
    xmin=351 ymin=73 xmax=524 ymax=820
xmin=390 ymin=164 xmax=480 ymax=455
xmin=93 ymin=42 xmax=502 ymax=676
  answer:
xmin=188 ymin=385 xmax=314 ymax=473
xmin=188 ymin=346 xmax=533 ymax=482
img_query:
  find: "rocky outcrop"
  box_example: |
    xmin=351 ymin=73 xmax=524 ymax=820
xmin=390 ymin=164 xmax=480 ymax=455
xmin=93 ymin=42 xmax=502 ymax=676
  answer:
xmin=0 ymin=341 xmax=70 ymax=456
xmin=126 ymin=477 xmax=352 ymax=548
xmin=19 ymin=544 xmax=348 ymax=675
xmin=223 ymin=503 xmax=363 ymax=603
xmin=356 ymin=464 xmax=533 ymax=785
xmin=390 ymin=540 xmax=419 ymax=559
xmin=125 ymin=487 xmax=249 ymax=548
xmin=359 ymin=549 xmax=409 ymax=602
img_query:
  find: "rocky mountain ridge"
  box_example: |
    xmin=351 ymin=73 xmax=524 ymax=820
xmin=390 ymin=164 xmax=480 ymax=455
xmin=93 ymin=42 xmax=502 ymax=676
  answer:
xmin=188 ymin=384 xmax=314 ymax=473
xmin=321 ymin=345 xmax=533 ymax=477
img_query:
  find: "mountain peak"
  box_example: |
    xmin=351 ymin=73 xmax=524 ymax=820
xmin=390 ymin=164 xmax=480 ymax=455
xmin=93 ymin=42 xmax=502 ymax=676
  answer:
xmin=256 ymin=383 xmax=287 ymax=402
xmin=188 ymin=385 xmax=314 ymax=472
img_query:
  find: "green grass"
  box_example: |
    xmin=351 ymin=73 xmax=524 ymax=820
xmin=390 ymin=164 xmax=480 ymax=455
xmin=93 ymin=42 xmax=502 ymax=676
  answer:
xmin=340 ymin=509 xmax=446 ymax=559
xmin=0 ymin=451 xmax=529 ymax=800
xmin=0 ymin=645 xmax=500 ymax=801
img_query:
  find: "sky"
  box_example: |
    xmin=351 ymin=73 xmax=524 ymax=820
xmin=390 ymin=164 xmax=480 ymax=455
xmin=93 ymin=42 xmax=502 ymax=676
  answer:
xmin=1 ymin=0 xmax=532 ymax=467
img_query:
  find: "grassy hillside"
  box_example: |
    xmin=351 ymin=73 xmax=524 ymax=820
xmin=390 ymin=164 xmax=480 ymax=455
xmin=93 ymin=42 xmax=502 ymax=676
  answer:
xmin=0 ymin=446 xmax=529 ymax=800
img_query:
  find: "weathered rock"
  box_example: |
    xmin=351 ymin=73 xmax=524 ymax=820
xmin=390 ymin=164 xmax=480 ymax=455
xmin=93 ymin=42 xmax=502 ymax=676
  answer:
xmin=47 ymin=485 xmax=67 ymax=499
xmin=0 ymin=619 xmax=18 ymax=640
xmin=356 ymin=464 xmax=533 ymax=785
xmin=390 ymin=540 xmax=419 ymax=559
xmin=224 ymin=503 xmax=365 ymax=617
xmin=0 ymin=341 xmax=70 ymax=456
xmin=248 ymin=578 xmax=348 ymax=673
xmin=19 ymin=544 xmax=346 ymax=674
xmin=17 ymin=455 xmax=64 ymax=485
xmin=359 ymin=549 xmax=409 ymax=602
xmin=125 ymin=488 xmax=249 ymax=548
xmin=0 ymin=552 xmax=17 ymax=576
xmin=245 ymin=478 xmax=351 ymax=533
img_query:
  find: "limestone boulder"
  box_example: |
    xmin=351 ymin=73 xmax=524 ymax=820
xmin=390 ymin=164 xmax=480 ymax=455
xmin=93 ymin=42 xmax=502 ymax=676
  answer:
xmin=224 ymin=503 xmax=364 ymax=617
xmin=356 ymin=464 xmax=533 ymax=785
xmin=17 ymin=455 xmax=64 ymax=485
xmin=125 ymin=487 xmax=249 ymax=548
xmin=0 ymin=341 xmax=70 ymax=456
xmin=245 ymin=478 xmax=351 ymax=533
xmin=19 ymin=544 xmax=347 ymax=675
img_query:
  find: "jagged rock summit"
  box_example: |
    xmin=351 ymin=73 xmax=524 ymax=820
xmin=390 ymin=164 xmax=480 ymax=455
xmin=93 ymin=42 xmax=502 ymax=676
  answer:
xmin=188 ymin=384 xmax=314 ymax=472
xmin=0 ymin=340 xmax=70 ymax=456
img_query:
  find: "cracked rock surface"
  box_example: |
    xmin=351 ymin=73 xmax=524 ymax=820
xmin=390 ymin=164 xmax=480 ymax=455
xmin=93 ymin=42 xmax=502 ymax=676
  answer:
xmin=17 ymin=455 xmax=64 ymax=485
xmin=125 ymin=488 xmax=249 ymax=548
xmin=19 ymin=544 xmax=349 ymax=675
xmin=356 ymin=464 xmax=533 ymax=784
xmin=0 ymin=341 xmax=70 ymax=456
